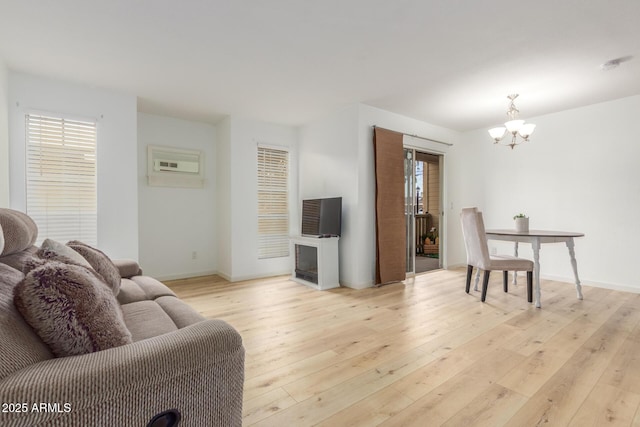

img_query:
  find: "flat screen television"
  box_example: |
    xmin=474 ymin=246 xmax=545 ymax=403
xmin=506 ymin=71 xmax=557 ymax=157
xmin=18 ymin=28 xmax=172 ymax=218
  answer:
xmin=301 ymin=197 xmax=342 ymax=237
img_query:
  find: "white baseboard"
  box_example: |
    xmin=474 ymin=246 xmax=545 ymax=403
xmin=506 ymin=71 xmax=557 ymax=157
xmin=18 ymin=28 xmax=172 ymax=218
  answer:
xmin=216 ymin=271 xmax=231 ymax=281
xmin=540 ymin=274 xmax=640 ymax=294
xmin=155 ymin=270 xmax=219 ymax=282
xmin=159 ymin=270 xmax=294 ymax=283
xmin=224 ymin=270 xmax=291 ymax=283
xmin=339 ymin=280 xmax=374 ymax=289
xmin=155 ymin=266 xmax=639 ymax=295
xmin=446 ymin=263 xmax=467 ymax=269
xmin=441 ymin=266 xmax=640 ymax=294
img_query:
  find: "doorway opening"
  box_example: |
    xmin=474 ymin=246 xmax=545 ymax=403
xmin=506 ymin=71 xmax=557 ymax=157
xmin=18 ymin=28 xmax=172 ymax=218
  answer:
xmin=404 ymin=148 xmax=443 ymax=275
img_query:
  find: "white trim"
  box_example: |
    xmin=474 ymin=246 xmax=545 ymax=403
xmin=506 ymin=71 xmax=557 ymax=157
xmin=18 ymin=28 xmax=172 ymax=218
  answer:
xmin=374 ymin=126 xmax=452 ymax=147
xmin=257 ymin=142 xmax=289 ymax=151
xmin=154 ymin=269 xmax=219 ymax=282
xmin=223 ymin=270 xmax=291 ymax=283
xmin=446 ymin=263 xmax=467 ymax=269
xmin=446 ymin=267 xmax=640 ymax=295
xmin=23 ymin=107 xmax=100 ymax=125
xmin=403 ymin=136 xmax=451 ymax=155
xmin=540 ymin=274 xmax=640 ymax=294
xmin=339 ymin=279 xmax=374 ymax=289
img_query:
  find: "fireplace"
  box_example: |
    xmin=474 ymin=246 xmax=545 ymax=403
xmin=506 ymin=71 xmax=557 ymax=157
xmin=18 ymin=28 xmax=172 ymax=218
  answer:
xmin=290 ymin=236 xmax=340 ymax=290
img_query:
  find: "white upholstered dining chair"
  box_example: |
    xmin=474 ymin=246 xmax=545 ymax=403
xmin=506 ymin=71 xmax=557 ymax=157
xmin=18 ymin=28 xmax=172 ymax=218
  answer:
xmin=460 ymin=207 xmax=534 ymax=302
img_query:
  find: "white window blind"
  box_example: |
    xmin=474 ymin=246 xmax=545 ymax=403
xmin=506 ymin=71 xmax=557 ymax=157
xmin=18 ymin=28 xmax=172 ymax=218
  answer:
xmin=25 ymin=113 xmax=98 ymax=246
xmin=257 ymin=146 xmax=289 ymax=259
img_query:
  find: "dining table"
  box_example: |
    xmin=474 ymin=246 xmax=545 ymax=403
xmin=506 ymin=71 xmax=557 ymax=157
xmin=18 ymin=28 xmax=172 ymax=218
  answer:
xmin=481 ymin=229 xmax=585 ymax=308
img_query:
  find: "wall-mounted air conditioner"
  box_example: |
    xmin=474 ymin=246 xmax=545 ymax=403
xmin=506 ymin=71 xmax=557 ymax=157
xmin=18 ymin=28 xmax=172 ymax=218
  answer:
xmin=147 ymin=145 xmax=204 ymax=188
xmin=153 ymin=159 xmax=200 ymax=173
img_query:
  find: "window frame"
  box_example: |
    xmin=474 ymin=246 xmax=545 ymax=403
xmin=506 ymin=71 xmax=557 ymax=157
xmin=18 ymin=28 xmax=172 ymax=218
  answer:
xmin=257 ymin=144 xmax=290 ymax=259
xmin=24 ymin=111 xmax=98 ymax=246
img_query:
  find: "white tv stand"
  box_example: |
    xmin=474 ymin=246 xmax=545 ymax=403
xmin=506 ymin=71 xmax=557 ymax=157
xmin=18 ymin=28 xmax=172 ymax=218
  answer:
xmin=290 ymin=235 xmax=340 ymax=290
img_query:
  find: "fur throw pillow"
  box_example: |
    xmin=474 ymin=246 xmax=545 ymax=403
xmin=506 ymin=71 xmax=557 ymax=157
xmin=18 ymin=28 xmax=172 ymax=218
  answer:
xmin=67 ymin=241 xmax=121 ymax=295
xmin=14 ymin=260 xmax=132 ymax=357
xmin=40 ymin=238 xmax=92 ymax=269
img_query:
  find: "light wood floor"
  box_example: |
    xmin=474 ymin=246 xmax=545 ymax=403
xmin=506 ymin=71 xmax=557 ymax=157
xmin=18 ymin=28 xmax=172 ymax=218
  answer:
xmin=166 ymin=269 xmax=640 ymax=427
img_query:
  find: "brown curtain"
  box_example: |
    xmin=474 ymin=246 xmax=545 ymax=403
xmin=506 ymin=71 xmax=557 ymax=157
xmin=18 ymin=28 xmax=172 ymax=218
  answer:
xmin=373 ymin=127 xmax=406 ymax=285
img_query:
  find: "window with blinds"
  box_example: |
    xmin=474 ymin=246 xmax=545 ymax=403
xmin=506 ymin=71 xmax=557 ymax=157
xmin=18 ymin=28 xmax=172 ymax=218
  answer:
xmin=257 ymin=146 xmax=289 ymax=259
xmin=25 ymin=113 xmax=98 ymax=246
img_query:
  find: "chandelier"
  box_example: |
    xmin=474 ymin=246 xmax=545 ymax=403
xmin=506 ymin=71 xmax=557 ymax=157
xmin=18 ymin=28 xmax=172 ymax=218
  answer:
xmin=488 ymin=94 xmax=536 ymax=149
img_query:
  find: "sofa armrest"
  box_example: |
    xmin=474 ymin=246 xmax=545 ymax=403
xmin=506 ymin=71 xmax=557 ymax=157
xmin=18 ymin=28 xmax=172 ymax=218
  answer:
xmin=0 ymin=320 xmax=245 ymax=427
xmin=112 ymin=258 xmax=142 ymax=278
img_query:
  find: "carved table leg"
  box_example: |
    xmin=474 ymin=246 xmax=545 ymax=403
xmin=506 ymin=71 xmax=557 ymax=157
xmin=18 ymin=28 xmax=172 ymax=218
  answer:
xmin=513 ymin=241 xmax=519 ymax=286
xmin=566 ymin=238 xmax=583 ymax=300
xmin=533 ymin=238 xmax=542 ymax=308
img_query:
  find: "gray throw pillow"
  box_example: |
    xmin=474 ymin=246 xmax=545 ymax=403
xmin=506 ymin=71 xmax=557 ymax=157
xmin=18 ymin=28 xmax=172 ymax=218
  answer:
xmin=0 ymin=208 xmax=38 ymax=256
xmin=67 ymin=241 xmax=121 ymax=295
xmin=14 ymin=260 xmax=132 ymax=358
xmin=40 ymin=238 xmax=92 ymax=269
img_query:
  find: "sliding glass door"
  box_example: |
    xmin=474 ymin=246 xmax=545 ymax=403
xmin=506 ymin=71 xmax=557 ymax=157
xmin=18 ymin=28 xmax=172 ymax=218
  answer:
xmin=404 ymin=147 xmax=444 ymax=276
xmin=404 ymin=148 xmax=415 ymax=275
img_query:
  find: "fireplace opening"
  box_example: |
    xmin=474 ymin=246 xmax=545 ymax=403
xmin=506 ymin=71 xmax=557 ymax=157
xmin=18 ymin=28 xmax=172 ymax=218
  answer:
xmin=295 ymin=244 xmax=318 ymax=284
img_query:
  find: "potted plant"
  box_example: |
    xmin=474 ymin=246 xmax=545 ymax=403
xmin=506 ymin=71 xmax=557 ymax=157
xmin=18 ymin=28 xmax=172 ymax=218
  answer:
xmin=513 ymin=213 xmax=529 ymax=232
xmin=428 ymin=227 xmax=439 ymax=245
xmin=421 ymin=228 xmax=439 ymax=254
xmin=418 ymin=234 xmax=427 ymax=254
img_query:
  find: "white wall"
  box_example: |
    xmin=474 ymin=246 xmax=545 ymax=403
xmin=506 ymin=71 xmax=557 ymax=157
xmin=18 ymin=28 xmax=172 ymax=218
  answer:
xmin=456 ymin=95 xmax=640 ymax=292
xmin=7 ymin=72 xmax=138 ymax=259
xmin=298 ymin=105 xmax=360 ymax=286
xmin=7 ymin=72 xmax=636 ymax=294
xmin=357 ymin=104 xmax=460 ymax=287
xmin=0 ymin=61 xmax=8 ymax=208
xmin=299 ymin=104 xmax=460 ymax=289
xmin=137 ymin=113 xmax=217 ymax=280
xmin=216 ymin=117 xmax=232 ymax=279
xmin=219 ymin=116 xmax=298 ymax=282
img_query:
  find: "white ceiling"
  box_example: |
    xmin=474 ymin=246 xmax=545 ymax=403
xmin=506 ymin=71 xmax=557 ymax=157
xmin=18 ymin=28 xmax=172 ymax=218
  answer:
xmin=1 ymin=0 xmax=639 ymax=131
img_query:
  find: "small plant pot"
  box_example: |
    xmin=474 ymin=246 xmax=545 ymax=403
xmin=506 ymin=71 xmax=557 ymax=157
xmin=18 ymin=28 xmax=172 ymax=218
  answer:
xmin=515 ymin=217 xmax=529 ymax=233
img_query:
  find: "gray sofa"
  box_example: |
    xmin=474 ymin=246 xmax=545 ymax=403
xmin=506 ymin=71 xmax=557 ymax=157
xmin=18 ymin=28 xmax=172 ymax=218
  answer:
xmin=0 ymin=208 xmax=244 ymax=426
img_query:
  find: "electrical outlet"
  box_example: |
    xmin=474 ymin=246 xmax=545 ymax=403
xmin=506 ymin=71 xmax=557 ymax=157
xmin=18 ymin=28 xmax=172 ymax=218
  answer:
xmin=192 ymin=251 xmax=197 ymax=260
xmin=490 ymin=247 xmax=497 ymax=255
